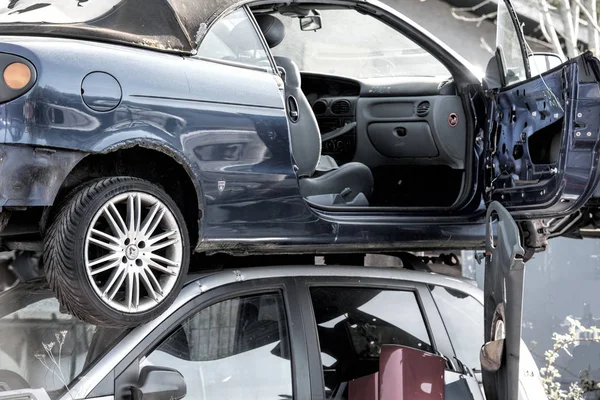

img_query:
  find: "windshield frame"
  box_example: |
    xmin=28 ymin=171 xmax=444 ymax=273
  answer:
xmin=266 ymin=5 xmax=452 ymax=80
xmin=495 ymin=0 xmax=531 ymax=86
xmin=248 ymin=0 xmax=483 ymax=85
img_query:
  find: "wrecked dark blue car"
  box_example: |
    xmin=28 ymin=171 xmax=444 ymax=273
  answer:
xmin=0 ymin=4 xmax=599 ymax=395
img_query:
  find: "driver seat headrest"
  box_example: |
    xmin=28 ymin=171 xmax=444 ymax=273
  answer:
xmin=254 ymin=14 xmax=285 ymax=48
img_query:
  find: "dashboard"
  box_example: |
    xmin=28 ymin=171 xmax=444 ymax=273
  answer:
xmin=302 ymin=74 xmax=361 ymax=163
xmin=300 ymin=72 xmax=467 ymax=171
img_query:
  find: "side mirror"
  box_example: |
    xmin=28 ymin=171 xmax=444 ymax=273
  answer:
xmin=349 ymin=345 xmax=446 ymax=400
xmin=299 ymin=13 xmax=322 ymax=31
xmin=528 ymin=52 xmax=563 ymax=76
xmin=132 ymin=366 xmax=186 ymax=400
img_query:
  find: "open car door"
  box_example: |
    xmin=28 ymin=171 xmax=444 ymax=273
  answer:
xmin=481 ymin=202 xmax=525 ymax=400
xmin=481 ymin=1 xmax=600 ymax=399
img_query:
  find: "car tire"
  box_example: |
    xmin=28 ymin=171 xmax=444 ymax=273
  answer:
xmin=43 ymin=177 xmax=190 ymax=327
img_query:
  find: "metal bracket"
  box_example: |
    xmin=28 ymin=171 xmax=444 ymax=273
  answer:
xmin=519 ymin=220 xmax=549 ymax=261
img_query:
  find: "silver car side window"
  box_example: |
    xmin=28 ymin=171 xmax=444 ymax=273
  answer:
xmin=198 ymin=8 xmax=270 ymax=69
xmin=141 ymin=292 xmax=293 ymax=400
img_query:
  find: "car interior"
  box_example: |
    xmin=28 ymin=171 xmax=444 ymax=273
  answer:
xmin=309 ymin=287 xmax=435 ymax=399
xmin=250 ymin=4 xmax=472 ymax=211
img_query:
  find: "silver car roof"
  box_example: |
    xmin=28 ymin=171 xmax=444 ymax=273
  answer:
xmin=188 ymin=266 xmax=483 ymax=301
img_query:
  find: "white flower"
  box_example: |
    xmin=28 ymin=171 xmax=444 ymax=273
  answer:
xmin=43 ymin=342 xmax=55 ymax=353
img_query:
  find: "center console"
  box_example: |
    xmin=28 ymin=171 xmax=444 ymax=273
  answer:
xmin=312 ymin=97 xmax=357 ymax=163
xmin=302 ymin=73 xmax=360 ymax=164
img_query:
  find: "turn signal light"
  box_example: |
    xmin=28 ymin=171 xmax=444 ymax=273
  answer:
xmin=4 ymin=62 xmax=32 ymax=90
xmin=0 ymin=54 xmax=36 ymax=104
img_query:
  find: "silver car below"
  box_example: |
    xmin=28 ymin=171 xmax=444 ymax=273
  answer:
xmin=0 ymin=266 xmax=545 ymax=400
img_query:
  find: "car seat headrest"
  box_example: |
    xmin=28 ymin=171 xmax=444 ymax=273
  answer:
xmin=254 ymin=14 xmax=286 ymax=48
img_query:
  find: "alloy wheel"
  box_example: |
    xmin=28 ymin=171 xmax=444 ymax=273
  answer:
xmin=84 ymin=192 xmax=183 ymax=313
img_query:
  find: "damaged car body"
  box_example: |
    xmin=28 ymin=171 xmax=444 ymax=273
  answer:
xmin=0 ymin=0 xmax=599 ymax=398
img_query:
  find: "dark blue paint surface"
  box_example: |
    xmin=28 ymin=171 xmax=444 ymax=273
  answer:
xmin=0 ymin=35 xmax=597 ymax=254
xmin=81 ymin=72 xmax=122 ymax=112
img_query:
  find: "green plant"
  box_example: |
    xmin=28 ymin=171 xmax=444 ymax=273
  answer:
xmin=540 ymin=316 xmax=600 ymax=399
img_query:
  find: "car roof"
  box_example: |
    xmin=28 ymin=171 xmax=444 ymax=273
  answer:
xmin=0 ymin=266 xmax=482 ymax=316
xmin=185 ymin=265 xmax=484 ymax=302
xmin=0 ymin=0 xmax=241 ymax=54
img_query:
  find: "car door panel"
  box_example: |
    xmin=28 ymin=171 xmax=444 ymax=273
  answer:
xmin=111 ymin=279 xmax=312 ymax=400
xmin=355 ymin=94 xmax=467 ymax=169
xmin=141 ymin=293 xmax=292 ymax=400
xmin=482 ymin=1 xmax=598 ymax=398
xmin=487 ymin=52 xmax=600 ymax=219
xmin=489 ymin=0 xmax=600 ymax=241
xmin=481 ymin=201 xmax=525 ymax=400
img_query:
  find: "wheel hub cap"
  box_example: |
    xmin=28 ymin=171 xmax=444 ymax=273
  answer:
xmin=84 ymin=192 xmax=183 ymax=314
xmin=125 ymin=244 xmax=139 ymax=260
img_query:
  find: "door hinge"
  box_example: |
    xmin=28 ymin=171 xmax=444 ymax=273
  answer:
xmin=519 ymin=220 xmax=549 ymax=261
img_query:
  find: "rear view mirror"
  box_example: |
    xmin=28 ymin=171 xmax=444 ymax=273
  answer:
xmin=299 ymin=13 xmax=322 ymax=31
xmin=349 ymin=345 xmax=445 ymax=400
xmin=529 ymin=52 xmax=563 ymax=76
xmin=132 ymin=366 xmax=186 ymax=400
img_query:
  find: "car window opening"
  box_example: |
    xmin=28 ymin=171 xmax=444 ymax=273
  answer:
xmin=141 ymin=292 xmax=293 ymax=400
xmin=251 ymin=4 xmax=471 ymax=212
xmin=309 ymin=287 xmax=434 ymax=399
